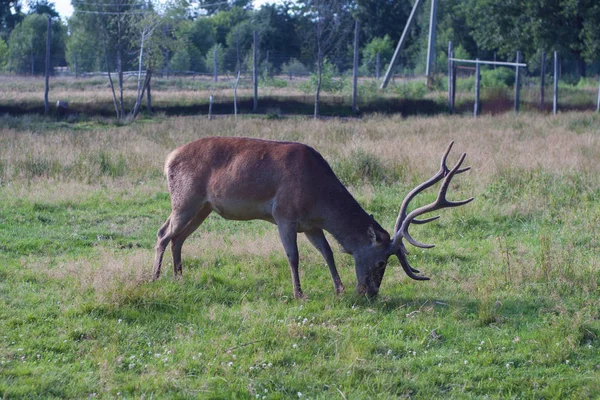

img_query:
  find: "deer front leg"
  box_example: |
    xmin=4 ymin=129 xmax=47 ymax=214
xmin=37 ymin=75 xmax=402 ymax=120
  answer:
xmin=277 ymin=223 xmax=306 ymax=300
xmin=305 ymin=229 xmax=344 ymax=294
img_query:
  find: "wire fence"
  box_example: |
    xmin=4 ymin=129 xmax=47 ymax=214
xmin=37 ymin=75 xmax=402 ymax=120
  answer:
xmin=2 ymin=49 xmax=599 ymax=115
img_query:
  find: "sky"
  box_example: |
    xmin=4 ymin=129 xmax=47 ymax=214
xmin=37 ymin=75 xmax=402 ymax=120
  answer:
xmin=50 ymin=0 xmax=277 ymax=19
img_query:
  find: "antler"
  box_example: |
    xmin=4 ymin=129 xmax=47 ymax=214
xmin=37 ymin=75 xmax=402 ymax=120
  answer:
xmin=391 ymin=141 xmax=474 ymax=280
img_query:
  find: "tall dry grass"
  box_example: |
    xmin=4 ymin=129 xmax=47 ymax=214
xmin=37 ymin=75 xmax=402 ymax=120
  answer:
xmin=1 ymin=113 xmax=598 ymax=187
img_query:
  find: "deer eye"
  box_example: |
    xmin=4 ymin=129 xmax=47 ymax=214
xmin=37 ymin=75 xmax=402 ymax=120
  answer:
xmin=377 ymin=261 xmax=386 ymax=269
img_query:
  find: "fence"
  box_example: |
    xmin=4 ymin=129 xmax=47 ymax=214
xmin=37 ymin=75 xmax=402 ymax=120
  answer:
xmin=2 ymin=45 xmax=600 ymax=116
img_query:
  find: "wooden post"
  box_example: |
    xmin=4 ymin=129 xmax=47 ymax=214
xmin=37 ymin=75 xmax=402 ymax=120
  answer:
xmin=452 ymin=63 xmax=456 ymax=112
xmin=375 ymin=52 xmax=380 ymax=80
xmin=596 ymin=76 xmax=600 ymax=112
xmin=540 ymin=51 xmax=546 ymax=111
xmin=253 ymin=31 xmax=258 ymax=112
xmin=213 ymin=48 xmax=218 ymax=82
xmin=553 ymin=51 xmax=558 ymax=115
xmin=233 ymin=71 xmax=240 ymax=119
xmin=514 ymin=51 xmax=521 ymax=113
xmin=44 ymin=16 xmax=51 ymax=114
xmin=448 ymin=41 xmax=453 ymax=113
xmin=74 ymin=52 xmax=79 ymax=78
xmin=352 ymin=20 xmax=359 ymax=114
xmin=165 ymin=49 xmax=169 ymax=79
xmin=474 ymin=59 xmax=480 ymax=117
xmin=265 ymin=50 xmax=269 ymax=77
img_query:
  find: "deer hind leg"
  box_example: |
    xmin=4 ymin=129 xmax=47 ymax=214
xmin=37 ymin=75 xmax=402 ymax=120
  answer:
xmin=153 ymin=204 xmax=210 ymax=280
xmin=153 ymin=217 xmax=172 ymax=280
xmin=276 ymin=223 xmax=305 ymax=299
xmin=170 ymin=205 xmax=212 ymax=277
xmin=305 ymin=228 xmax=344 ymax=294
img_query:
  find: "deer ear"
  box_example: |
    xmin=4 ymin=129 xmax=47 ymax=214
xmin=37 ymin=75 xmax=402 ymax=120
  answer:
xmin=368 ymin=225 xmax=384 ymax=245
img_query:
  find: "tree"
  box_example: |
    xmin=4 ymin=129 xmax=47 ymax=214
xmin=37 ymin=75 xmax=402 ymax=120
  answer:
xmin=65 ymin=13 xmax=104 ymax=73
xmin=210 ymin=6 xmax=249 ymax=46
xmin=0 ymin=36 xmax=8 ymax=69
xmin=462 ymin=0 xmax=600 ymax=76
xmin=361 ymin=35 xmax=393 ymax=75
xmin=7 ymin=12 xmax=65 ymax=74
xmin=1 ymin=0 xmax=24 ymax=41
xmin=252 ymin=3 xmax=302 ymax=71
xmin=27 ymin=0 xmax=59 ymax=18
xmin=298 ymin=0 xmax=352 ymax=118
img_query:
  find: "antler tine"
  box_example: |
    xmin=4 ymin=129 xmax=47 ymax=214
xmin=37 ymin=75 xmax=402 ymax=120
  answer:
xmin=400 ymin=152 xmax=474 ymax=249
xmin=396 ymin=247 xmax=430 ymax=281
xmin=392 ymin=141 xmax=455 ymax=237
xmin=390 ymin=142 xmax=473 ymax=281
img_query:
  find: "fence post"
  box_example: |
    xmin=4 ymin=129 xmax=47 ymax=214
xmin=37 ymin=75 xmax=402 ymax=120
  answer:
xmin=553 ymin=51 xmax=558 ymax=115
xmin=375 ymin=52 xmax=380 ymax=80
xmin=253 ymin=31 xmax=258 ymax=112
xmin=213 ymin=48 xmax=218 ymax=82
xmin=474 ymin=59 xmax=481 ymax=117
xmin=596 ymin=76 xmax=600 ymax=112
xmin=44 ymin=16 xmax=51 ymax=114
xmin=352 ymin=20 xmax=359 ymax=114
xmin=74 ymin=52 xmax=79 ymax=78
xmin=540 ymin=51 xmax=545 ymax=111
xmin=448 ymin=41 xmax=453 ymax=114
xmin=514 ymin=51 xmax=521 ymax=113
xmin=451 ymin=61 xmax=456 ymax=113
xmin=265 ymin=50 xmax=269 ymax=77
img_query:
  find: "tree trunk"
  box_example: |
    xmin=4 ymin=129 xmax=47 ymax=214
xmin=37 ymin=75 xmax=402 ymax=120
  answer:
xmin=314 ymin=51 xmax=322 ymax=119
xmin=146 ymin=69 xmax=152 ymax=113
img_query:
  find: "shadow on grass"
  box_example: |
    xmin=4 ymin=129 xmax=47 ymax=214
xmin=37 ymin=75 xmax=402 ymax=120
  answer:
xmin=1 ymin=96 xmax=445 ymax=119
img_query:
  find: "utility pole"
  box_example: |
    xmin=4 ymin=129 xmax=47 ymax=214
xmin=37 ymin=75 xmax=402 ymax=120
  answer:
xmin=425 ymin=0 xmax=438 ymax=84
xmin=352 ymin=20 xmax=359 ymax=114
xmin=380 ymin=0 xmax=423 ymax=89
xmin=44 ymin=16 xmax=51 ymax=114
xmin=253 ymin=31 xmax=258 ymax=112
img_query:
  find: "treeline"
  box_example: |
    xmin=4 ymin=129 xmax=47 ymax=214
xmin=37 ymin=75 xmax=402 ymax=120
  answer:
xmin=1 ymin=0 xmax=599 ymax=78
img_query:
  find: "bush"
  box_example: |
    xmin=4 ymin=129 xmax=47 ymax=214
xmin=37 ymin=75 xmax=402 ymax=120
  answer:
xmin=299 ymin=60 xmax=345 ymax=94
xmin=281 ymin=58 xmax=309 ymax=78
xmin=481 ymin=68 xmax=515 ymax=88
xmin=392 ymin=80 xmax=428 ymax=99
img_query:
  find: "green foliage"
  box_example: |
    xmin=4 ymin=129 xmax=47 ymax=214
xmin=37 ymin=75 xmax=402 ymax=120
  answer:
xmin=205 ymin=43 xmax=225 ymax=74
xmin=392 ymin=80 xmax=428 ymax=99
xmin=7 ymin=13 xmax=66 ymax=74
xmin=0 ymin=37 xmax=8 ymax=70
xmin=299 ymin=60 xmax=344 ymax=94
xmin=481 ymin=67 xmax=515 ymax=88
xmin=281 ymin=58 xmax=309 ymax=78
xmin=169 ymin=49 xmax=191 ymax=72
xmin=260 ymin=75 xmax=288 ymax=88
xmin=361 ymin=35 xmax=394 ymax=75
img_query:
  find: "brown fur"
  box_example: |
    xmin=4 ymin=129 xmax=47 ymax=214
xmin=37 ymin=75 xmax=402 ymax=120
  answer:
xmin=153 ymin=136 xmax=392 ymax=298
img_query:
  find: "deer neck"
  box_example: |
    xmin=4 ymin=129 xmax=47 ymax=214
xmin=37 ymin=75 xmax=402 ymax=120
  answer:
xmin=323 ymin=200 xmax=375 ymax=255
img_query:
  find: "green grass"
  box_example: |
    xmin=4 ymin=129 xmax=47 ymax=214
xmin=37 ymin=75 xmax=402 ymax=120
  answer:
xmin=0 ymin=114 xmax=599 ymax=398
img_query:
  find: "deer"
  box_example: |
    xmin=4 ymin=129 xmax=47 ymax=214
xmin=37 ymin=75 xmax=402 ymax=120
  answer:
xmin=152 ymin=137 xmax=473 ymax=299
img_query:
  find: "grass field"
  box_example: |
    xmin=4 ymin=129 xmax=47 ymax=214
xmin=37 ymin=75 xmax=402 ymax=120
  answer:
xmin=0 ymin=112 xmax=599 ymax=398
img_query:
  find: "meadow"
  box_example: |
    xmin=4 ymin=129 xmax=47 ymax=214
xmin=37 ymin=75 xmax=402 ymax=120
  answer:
xmin=0 ymin=110 xmax=599 ymax=398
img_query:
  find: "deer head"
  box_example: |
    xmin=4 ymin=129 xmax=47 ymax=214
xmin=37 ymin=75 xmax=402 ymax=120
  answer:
xmin=356 ymin=141 xmax=473 ymax=297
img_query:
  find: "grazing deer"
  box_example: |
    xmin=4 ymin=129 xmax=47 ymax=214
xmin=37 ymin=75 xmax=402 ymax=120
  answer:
xmin=153 ymin=137 xmax=473 ymax=298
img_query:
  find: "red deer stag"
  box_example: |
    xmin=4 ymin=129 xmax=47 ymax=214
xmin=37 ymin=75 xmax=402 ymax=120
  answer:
xmin=153 ymin=137 xmax=473 ymax=298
